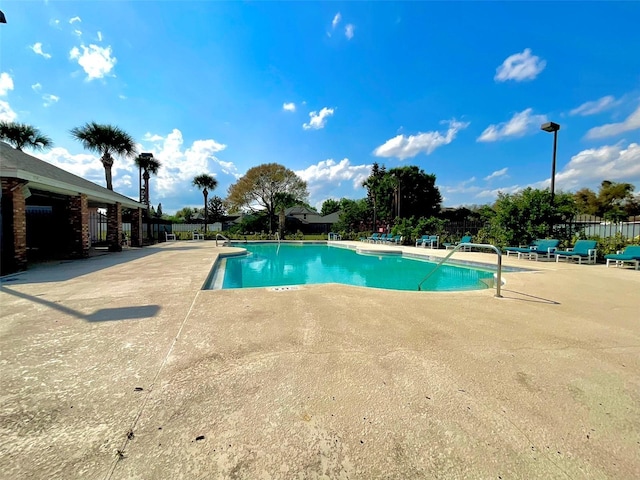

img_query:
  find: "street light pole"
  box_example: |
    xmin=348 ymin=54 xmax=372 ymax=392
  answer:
xmin=541 ymin=122 xmax=560 ymax=235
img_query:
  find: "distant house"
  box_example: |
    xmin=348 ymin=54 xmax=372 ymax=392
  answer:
xmin=285 ymin=206 xmax=339 ymax=234
xmin=0 ymin=141 xmax=146 ymax=274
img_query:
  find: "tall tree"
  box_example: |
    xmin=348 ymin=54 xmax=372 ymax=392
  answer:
xmin=486 ymin=188 xmax=576 ymax=246
xmin=70 ymin=122 xmax=137 ymax=190
xmin=192 ymin=173 xmax=218 ymax=234
xmin=0 ymin=121 xmax=52 ymax=151
xmin=321 ymin=199 xmax=341 ymax=216
xmin=575 ymin=181 xmax=639 ymax=220
xmin=226 ymin=163 xmax=308 ymax=233
xmin=207 ymin=195 xmax=227 ymax=224
xmin=362 ymin=162 xmax=386 ymax=231
xmin=387 ymin=166 xmax=442 ymax=220
xmin=175 ymin=207 xmax=195 ymax=223
xmin=134 ymin=153 xmax=161 ymax=209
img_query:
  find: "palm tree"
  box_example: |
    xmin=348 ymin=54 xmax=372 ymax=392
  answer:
xmin=192 ymin=174 xmax=218 ymax=234
xmin=134 ymin=153 xmax=161 ymax=209
xmin=0 ymin=121 xmax=53 ymax=151
xmin=70 ymin=122 xmax=137 ymax=191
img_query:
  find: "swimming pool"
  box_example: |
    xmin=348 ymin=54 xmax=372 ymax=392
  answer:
xmin=204 ymin=243 xmax=501 ymax=292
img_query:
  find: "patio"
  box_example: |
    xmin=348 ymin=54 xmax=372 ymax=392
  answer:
xmin=1 ymin=241 xmax=638 ymax=478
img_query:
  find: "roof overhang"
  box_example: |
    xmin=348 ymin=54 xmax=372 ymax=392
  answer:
xmin=1 ymin=166 xmax=145 ymax=209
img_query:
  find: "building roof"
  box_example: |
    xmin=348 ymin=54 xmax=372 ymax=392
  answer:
xmin=0 ymin=141 xmax=144 ymax=209
xmin=285 ymin=205 xmax=319 ymax=216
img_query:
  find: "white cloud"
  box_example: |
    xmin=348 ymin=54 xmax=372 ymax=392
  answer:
xmin=140 ymin=129 xmax=236 ymax=199
xmin=296 ymin=158 xmax=371 ymax=206
xmin=484 ymin=168 xmax=508 ymax=181
xmin=553 ymin=142 xmax=640 ymax=191
xmin=494 ymin=48 xmax=546 ymax=82
xmin=570 ymin=95 xmax=618 ymax=116
xmin=441 ymin=177 xmax=480 ymax=195
xmin=50 ymin=19 xmax=61 ymax=28
xmin=303 ymin=107 xmax=335 ymax=130
xmin=0 ymin=100 xmax=17 ymax=122
xmin=69 ymin=44 xmax=117 ymax=80
xmin=475 ymin=184 xmax=524 ymax=200
xmin=374 ymin=120 xmax=469 ymax=160
xmin=585 ymin=105 xmax=640 ymax=139
xmin=41 ymin=129 xmax=237 ymax=211
xmin=32 ymin=83 xmax=42 ymax=92
xmin=477 ymin=108 xmax=547 ymax=142
xmin=31 ymin=42 xmax=52 ymax=59
xmin=73 ymin=29 xmax=83 ymax=37
xmin=97 ymin=31 xmax=103 ymax=42
xmin=43 ymin=94 xmax=60 ymax=107
xmin=143 ymin=132 xmax=164 ymax=142
xmin=332 ymin=13 xmax=341 ymax=29
xmin=283 ymin=102 xmax=296 ymax=112
xmin=40 ymin=148 xmax=105 ymax=185
xmin=0 ymin=72 xmax=14 ymax=96
xmin=345 ymin=24 xmax=355 ymax=40
xmin=471 ymin=142 xmax=640 ymax=203
xmin=69 ymin=16 xmax=81 ymax=24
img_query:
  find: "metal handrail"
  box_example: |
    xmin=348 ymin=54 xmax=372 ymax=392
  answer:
xmin=215 ymin=233 xmax=229 ymax=247
xmin=274 ymin=232 xmax=280 ymax=244
xmin=417 ymin=243 xmax=503 ymax=297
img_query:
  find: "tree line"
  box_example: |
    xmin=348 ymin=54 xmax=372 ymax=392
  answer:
xmin=2 ymin=120 xmax=639 ymax=247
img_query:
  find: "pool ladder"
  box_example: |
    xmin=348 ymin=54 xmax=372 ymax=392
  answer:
xmin=215 ymin=233 xmax=229 ymax=247
xmin=417 ymin=243 xmax=503 ymax=297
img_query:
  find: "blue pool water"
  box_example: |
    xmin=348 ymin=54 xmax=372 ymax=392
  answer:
xmin=205 ymin=243 xmax=498 ymax=292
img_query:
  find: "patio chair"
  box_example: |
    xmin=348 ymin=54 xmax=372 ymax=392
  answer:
xmin=387 ymin=234 xmax=402 ymax=245
xmin=377 ymin=233 xmax=389 ymax=244
xmin=192 ymin=231 xmax=204 ymax=240
xmin=367 ymin=233 xmax=380 ymax=243
xmin=165 ymin=231 xmax=176 ymax=241
xmin=505 ymin=239 xmax=559 ymax=260
xmin=426 ymin=235 xmax=439 ymax=249
xmin=554 ymin=240 xmax=597 ymax=264
xmin=415 ymin=235 xmax=430 ymax=247
xmin=504 ymin=239 xmax=540 ymax=257
xmin=443 ymin=235 xmax=473 ymax=251
xmin=605 ymin=245 xmax=640 ymax=270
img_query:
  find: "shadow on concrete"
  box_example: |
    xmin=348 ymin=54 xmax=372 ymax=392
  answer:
xmin=500 ymin=288 xmax=561 ymax=305
xmin=0 ymin=243 xmax=208 ymax=285
xmin=0 ymin=285 xmax=161 ymax=322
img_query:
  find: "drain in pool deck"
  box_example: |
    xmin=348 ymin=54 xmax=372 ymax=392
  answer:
xmin=268 ymin=286 xmax=301 ymax=292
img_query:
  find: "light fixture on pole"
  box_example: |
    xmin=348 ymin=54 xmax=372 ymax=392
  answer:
xmin=541 ymin=121 xmax=560 ymax=234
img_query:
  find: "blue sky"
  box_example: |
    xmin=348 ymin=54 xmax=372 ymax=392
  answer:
xmin=1 ymin=1 xmax=639 ymax=214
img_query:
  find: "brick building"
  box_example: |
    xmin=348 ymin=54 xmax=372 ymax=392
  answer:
xmin=0 ymin=141 xmax=146 ymax=275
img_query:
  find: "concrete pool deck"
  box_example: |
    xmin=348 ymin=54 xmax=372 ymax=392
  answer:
xmin=1 ymin=240 xmax=638 ymax=479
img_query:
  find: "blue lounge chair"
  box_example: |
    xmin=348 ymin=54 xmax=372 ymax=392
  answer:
xmin=385 ymin=234 xmax=401 ymax=244
xmin=443 ymin=235 xmax=473 ymax=251
xmin=415 ymin=235 xmax=430 ymax=247
xmin=605 ymin=245 xmax=640 ymax=270
xmin=505 ymin=239 xmax=559 ymax=260
xmin=416 ymin=235 xmax=439 ymax=248
xmin=367 ymin=233 xmax=380 ymax=243
xmin=554 ymin=240 xmax=598 ymax=264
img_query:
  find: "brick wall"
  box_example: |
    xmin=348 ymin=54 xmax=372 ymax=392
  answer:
xmin=68 ymin=194 xmax=90 ymax=258
xmin=106 ymin=202 xmax=122 ymax=251
xmin=1 ymin=178 xmax=28 ymax=272
xmin=131 ymin=208 xmax=143 ymax=247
